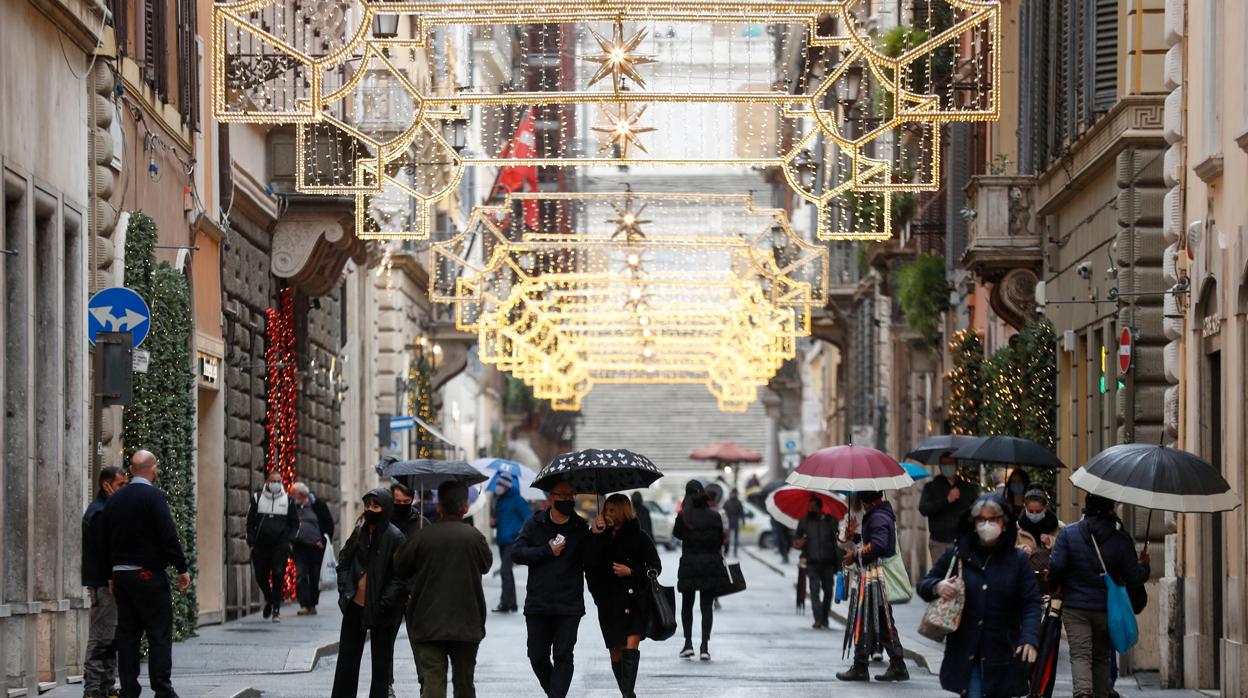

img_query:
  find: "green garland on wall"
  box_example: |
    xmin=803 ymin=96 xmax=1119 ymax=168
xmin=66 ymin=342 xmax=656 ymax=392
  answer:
xmin=1016 ymin=320 xmax=1058 ymax=451
xmin=980 ymin=343 xmax=1022 ymax=437
xmin=121 ymin=212 xmax=198 ymax=640
xmin=946 ymin=328 xmax=983 ymax=436
xmin=407 ymin=345 xmax=436 ymax=458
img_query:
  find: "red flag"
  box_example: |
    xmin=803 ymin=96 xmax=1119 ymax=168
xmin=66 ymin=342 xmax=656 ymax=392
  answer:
xmin=492 ymin=108 xmax=540 ymax=229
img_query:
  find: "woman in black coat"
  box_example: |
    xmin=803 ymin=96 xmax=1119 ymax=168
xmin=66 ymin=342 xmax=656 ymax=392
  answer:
xmin=586 ymin=493 xmax=661 ymax=698
xmin=672 ymin=480 xmax=725 ymax=661
xmin=917 ymin=494 xmax=1042 ymax=698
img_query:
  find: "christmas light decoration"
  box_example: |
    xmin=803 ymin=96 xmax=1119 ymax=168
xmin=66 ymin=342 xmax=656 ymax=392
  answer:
xmin=946 ymin=327 xmax=983 ymax=436
xmin=212 ymin=0 xmax=1003 ymax=239
xmin=264 ymin=287 xmax=299 ymax=599
xmin=407 ymin=342 xmax=437 ymax=457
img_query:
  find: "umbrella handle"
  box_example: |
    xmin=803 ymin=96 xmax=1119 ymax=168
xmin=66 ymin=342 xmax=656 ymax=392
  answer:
xmin=1139 ymin=508 xmax=1152 ymax=557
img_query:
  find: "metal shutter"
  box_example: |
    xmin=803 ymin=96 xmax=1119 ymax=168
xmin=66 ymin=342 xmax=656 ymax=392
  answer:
xmin=1090 ymin=0 xmax=1118 ymax=115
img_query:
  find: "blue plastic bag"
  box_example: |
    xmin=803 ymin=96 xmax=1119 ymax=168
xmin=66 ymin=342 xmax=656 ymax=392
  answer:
xmin=1105 ymin=574 xmax=1138 ymax=653
xmin=833 ymin=570 xmax=846 ymax=603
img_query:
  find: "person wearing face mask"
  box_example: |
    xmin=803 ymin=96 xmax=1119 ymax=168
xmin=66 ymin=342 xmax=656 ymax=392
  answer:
xmin=918 ymin=494 xmax=1042 ymax=698
xmin=919 ymin=455 xmax=980 ymax=568
xmin=246 ymin=469 xmax=300 ymax=622
xmin=793 ymin=495 xmax=841 ymax=629
xmin=837 ymin=491 xmax=909 ymax=682
xmin=331 ymin=488 xmax=408 ymax=698
xmin=1015 ymin=488 xmax=1063 ymax=594
xmin=1048 ymin=494 xmax=1150 ymax=698
xmin=390 ymin=480 xmax=429 ymax=538
xmin=82 ymin=465 xmax=128 ymax=698
xmin=513 ymin=478 xmax=590 ymax=698
xmin=491 ymin=471 xmax=532 ymax=614
xmin=1000 ymin=469 xmax=1031 ymax=515
xmin=289 ymin=482 xmax=335 ymax=617
xmin=585 ymin=493 xmax=661 ymax=698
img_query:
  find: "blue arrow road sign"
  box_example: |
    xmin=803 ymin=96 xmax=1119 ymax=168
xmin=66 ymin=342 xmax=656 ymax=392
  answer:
xmin=88 ymin=287 xmax=151 ymax=348
xmin=390 ymin=416 xmax=416 ymax=431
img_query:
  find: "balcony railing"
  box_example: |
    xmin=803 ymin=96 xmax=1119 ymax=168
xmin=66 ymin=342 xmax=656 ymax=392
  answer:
xmin=961 ymin=175 xmax=1041 ymax=274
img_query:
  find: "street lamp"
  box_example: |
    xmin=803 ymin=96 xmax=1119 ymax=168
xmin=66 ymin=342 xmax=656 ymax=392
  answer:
xmin=836 ymin=64 xmax=864 ymax=109
xmin=372 ymin=13 xmax=400 ymax=39
xmin=443 ymin=116 xmax=469 ymax=153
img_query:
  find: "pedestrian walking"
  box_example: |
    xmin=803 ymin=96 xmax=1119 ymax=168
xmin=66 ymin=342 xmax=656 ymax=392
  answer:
xmin=394 ymin=480 xmax=493 ymax=698
xmin=723 ymin=491 xmax=744 ymax=556
xmin=100 ymin=450 xmax=191 ymax=698
xmin=246 ymin=470 xmax=299 ymax=622
xmin=289 ymin=482 xmax=334 ymax=616
xmin=1002 ymin=468 xmax=1031 ymax=515
xmin=918 ymin=456 xmax=979 ymax=566
xmin=917 ymin=494 xmax=1042 ymax=697
xmin=330 ymin=488 xmax=408 ymax=698
xmin=630 ymin=491 xmax=653 ymax=542
xmin=771 ymin=516 xmax=793 ymax=564
xmin=82 ymin=465 xmax=128 ymax=698
xmin=586 ymin=494 xmax=661 ymax=698
xmin=513 ymin=478 xmax=590 ymax=698
xmin=1048 ymin=494 xmax=1150 ymax=698
xmin=1015 ymin=488 xmax=1062 ymax=594
xmin=793 ymin=494 xmax=840 ymax=630
xmin=491 ymin=471 xmax=530 ymax=613
xmin=836 ymin=491 xmax=909 ymax=682
xmin=672 ymin=480 xmax=723 ymax=661
xmin=390 ymin=480 xmax=428 ymax=537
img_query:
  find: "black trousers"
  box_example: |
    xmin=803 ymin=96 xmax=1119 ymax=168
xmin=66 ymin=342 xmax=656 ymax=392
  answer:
xmin=292 ymin=542 xmax=325 ymax=609
xmin=680 ymin=590 xmax=715 ymax=649
xmin=331 ymin=603 xmax=395 ymax=698
xmin=853 ymin=600 xmax=905 ymax=664
xmin=525 ymin=614 xmax=580 ymax=698
xmin=251 ymin=543 xmax=289 ymax=609
xmin=114 ymin=569 xmax=175 ymax=698
xmin=807 ymin=560 xmax=838 ymax=626
xmin=497 ymin=544 xmax=517 ymax=611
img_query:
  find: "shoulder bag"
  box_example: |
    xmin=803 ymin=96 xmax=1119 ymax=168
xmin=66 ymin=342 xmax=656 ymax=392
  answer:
xmin=644 ymin=569 xmax=678 ymax=641
xmin=1088 ymin=528 xmax=1138 ymax=653
xmin=880 ymin=552 xmax=913 ymax=604
xmin=917 ymin=550 xmax=965 ymax=639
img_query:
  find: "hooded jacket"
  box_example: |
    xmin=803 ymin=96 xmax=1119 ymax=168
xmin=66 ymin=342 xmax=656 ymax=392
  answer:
xmin=493 ymin=485 xmax=531 ymax=547
xmin=1048 ymin=512 xmax=1149 ymax=611
xmin=513 ymin=507 xmax=590 ymax=616
xmin=247 ymin=487 xmax=299 ymax=548
xmin=335 ymin=488 xmax=408 ymax=629
xmin=858 ymin=499 xmax=897 ymax=564
xmin=918 ymin=494 xmax=1042 ymax=696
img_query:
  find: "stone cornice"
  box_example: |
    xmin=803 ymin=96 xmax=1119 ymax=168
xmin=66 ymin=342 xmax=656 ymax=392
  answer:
xmin=28 ymin=0 xmax=104 ymax=53
xmin=1035 ymin=96 xmax=1166 ymax=216
xmin=1192 ymin=154 xmax=1224 ymax=184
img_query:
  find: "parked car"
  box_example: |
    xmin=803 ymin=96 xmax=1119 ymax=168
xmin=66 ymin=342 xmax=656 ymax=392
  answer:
xmin=645 ymin=501 xmax=678 ymax=550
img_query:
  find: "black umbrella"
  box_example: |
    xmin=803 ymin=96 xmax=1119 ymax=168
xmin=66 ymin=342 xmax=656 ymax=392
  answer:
xmin=951 ymin=435 xmax=1065 ymax=469
xmin=532 ymin=448 xmax=662 ymax=495
xmin=904 ymin=434 xmax=984 ymax=465
xmin=1029 ymin=597 xmax=1063 ymax=698
xmin=747 ymin=480 xmax=785 ymax=506
xmin=1070 ymin=443 xmax=1239 ymax=512
xmin=375 ymin=456 xmax=488 ymax=490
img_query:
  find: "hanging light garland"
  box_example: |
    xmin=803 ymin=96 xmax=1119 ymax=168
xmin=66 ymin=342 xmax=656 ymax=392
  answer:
xmin=264 ymin=287 xmax=300 ymax=599
xmin=212 ymin=0 xmax=1002 ymax=240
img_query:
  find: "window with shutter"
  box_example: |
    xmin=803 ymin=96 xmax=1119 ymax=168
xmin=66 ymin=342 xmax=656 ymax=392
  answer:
xmin=1090 ymin=0 xmax=1118 ymax=115
xmin=177 ymin=0 xmax=199 ymax=129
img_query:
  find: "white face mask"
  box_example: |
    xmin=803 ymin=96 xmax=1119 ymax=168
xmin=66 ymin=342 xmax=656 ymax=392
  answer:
xmin=976 ymin=520 xmax=1003 ymax=544
xmin=267 ymin=481 xmax=284 ymax=494
xmin=1024 ymin=510 xmax=1046 ymax=523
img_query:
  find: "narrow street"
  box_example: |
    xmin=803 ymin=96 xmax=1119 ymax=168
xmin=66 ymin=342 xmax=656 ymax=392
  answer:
xmin=46 ymin=549 xmax=1201 ymax=697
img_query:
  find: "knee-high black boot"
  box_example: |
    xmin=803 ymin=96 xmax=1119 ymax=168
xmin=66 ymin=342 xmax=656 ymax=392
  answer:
xmin=611 ymin=660 xmax=623 ymax=693
xmin=620 ymin=649 xmax=640 ymax=698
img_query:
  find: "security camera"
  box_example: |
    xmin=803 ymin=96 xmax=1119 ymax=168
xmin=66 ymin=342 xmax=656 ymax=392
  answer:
xmin=1076 ymin=261 xmax=1092 ymax=279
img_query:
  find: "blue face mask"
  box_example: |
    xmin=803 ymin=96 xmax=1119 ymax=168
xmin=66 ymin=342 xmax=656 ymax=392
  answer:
xmin=1009 ymin=483 xmax=1026 ymax=495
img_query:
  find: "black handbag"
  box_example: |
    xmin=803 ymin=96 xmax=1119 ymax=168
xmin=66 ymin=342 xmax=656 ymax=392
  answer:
xmin=718 ymin=560 xmax=747 ymax=597
xmin=645 ymin=570 xmax=677 ymax=641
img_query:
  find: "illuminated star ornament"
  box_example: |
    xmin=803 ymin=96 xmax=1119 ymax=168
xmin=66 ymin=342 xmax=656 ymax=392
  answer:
xmin=581 ymin=19 xmax=656 ymax=91
xmin=608 ymin=197 xmax=651 ymax=240
xmin=593 ymin=104 xmax=655 ymax=158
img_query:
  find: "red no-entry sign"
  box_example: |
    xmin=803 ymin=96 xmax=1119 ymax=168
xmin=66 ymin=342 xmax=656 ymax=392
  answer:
xmin=1119 ymin=328 xmax=1133 ymax=374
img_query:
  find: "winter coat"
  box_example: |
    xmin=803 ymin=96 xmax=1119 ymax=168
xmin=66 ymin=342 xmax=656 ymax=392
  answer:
xmin=391 ymin=506 xmax=431 ymax=540
xmin=585 ymin=518 xmax=662 ymax=647
xmin=1016 ymin=512 xmax=1063 ymax=594
xmin=493 ymin=486 xmax=531 ymax=547
xmin=858 ymin=500 xmax=897 ymax=564
xmin=634 ymin=502 xmax=654 ymax=540
xmin=918 ymin=477 xmax=979 ymax=543
xmin=723 ymin=496 xmax=745 ymax=527
xmin=918 ymin=523 xmax=1043 ymax=697
xmin=512 ymin=508 xmax=590 ymax=616
xmin=795 ymin=514 xmax=841 ymax=566
xmin=393 ymin=519 xmax=493 ymax=644
xmin=100 ymin=478 xmax=188 ymax=575
xmin=1048 ymin=516 xmax=1149 ymax=611
xmin=246 ymin=489 xmax=299 ymax=548
xmin=82 ymin=492 xmax=111 ymax=587
xmin=335 ymin=488 xmax=408 ymax=630
xmin=673 ymin=505 xmax=725 ymax=593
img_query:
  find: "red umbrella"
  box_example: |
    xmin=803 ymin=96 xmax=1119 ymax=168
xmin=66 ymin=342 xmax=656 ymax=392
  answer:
xmin=689 ymin=441 xmax=763 ymax=463
xmin=786 ymin=445 xmax=913 ymax=492
xmin=765 ymin=485 xmax=848 ymax=529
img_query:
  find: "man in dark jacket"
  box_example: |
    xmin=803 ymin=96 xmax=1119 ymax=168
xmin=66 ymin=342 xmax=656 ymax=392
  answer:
xmin=1049 ymin=494 xmax=1150 ymax=698
xmin=630 ymin=491 xmax=654 ymax=541
xmin=395 ymin=480 xmax=493 ymax=697
xmin=83 ymin=465 xmax=127 ymax=698
xmin=513 ymin=478 xmax=589 ymax=698
xmin=390 ymin=480 xmax=429 ymax=538
xmin=246 ymin=469 xmax=299 ymax=622
xmin=491 ymin=471 xmax=531 ymax=613
xmin=723 ymin=491 xmax=745 ymax=556
xmin=918 ymin=456 xmax=979 ymax=565
xmin=837 ymin=491 xmax=909 ymax=683
xmin=101 ymin=450 xmax=191 ymax=698
xmin=794 ymin=495 xmax=840 ymax=629
xmin=331 ymin=488 xmax=408 ymax=698
xmin=289 ymin=482 xmax=334 ymax=616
